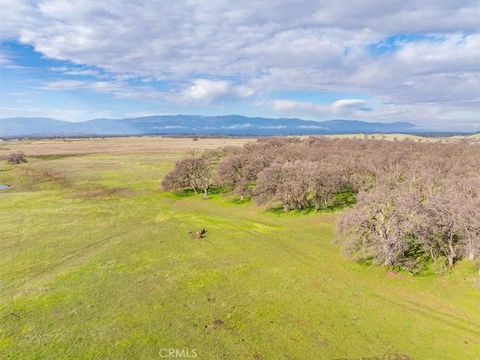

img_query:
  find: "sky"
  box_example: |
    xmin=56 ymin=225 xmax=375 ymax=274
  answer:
xmin=1 ymin=1 xmax=480 ymax=131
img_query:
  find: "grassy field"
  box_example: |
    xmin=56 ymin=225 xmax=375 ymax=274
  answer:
xmin=325 ymin=133 xmax=480 ymax=142
xmin=0 ymin=137 xmax=479 ymax=359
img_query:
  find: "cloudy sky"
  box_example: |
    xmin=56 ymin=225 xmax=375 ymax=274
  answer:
xmin=1 ymin=1 xmax=480 ymax=130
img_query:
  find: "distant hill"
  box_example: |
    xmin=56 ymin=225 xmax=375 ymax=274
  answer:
xmin=0 ymin=115 xmax=418 ymax=137
xmin=470 ymin=132 xmax=480 ymax=139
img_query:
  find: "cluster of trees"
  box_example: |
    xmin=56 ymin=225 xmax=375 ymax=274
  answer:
xmin=161 ymin=150 xmax=221 ymax=197
xmin=338 ymin=171 xmax=480 ymax=272
xmin=163 ymin=137 xmax=480 ymax=271
xmin=215 ymin=138 xmax=357 ymax=210
xmin=7 ymin=151 xmax=27 ymax=165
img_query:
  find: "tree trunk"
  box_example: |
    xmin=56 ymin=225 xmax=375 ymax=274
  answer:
xmin=383 ymin=242 xmax=394 ymax=267
xmin=467 ymin=243 xmax=476 ymax=261
xmin=447 ymin=236 xmax=456 ymax=269
xmin=447 ymin=254 xmax=454 ymax=269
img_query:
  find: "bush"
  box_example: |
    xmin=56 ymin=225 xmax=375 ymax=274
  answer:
xmin=7 ymin=151 xmax=27 ymax=165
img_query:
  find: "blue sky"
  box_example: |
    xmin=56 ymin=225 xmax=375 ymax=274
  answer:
xmin=1 ymin=1 xmax=480 ymax=130
xmin=0 ymin=41 xmax=372 ymax=121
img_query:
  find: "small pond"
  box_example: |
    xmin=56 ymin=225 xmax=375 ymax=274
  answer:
xmin=0 ymin=185 xmax=10 ymax=190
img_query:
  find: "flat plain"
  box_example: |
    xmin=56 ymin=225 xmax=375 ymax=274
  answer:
xmin=0 ymin=137 xmax=479 ymax=359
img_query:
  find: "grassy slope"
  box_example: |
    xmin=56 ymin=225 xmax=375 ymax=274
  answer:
xmin=0 ymin=139 xmax=479 ymax=359
xmin=326 ymin=133 xmax=480 ymax=143
xmin=470 ymin=133 xmax=480 ymax=139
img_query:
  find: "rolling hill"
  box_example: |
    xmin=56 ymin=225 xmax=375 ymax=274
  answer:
xmin=0 ymin=115 xmax=418 ymax=137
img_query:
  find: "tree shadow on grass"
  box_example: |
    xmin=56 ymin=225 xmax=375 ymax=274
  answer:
xmin=229 ymin=197 xmax=252 ymax=205
xmin=169 ymin=189 xmax=197 ymax=198
xmin=169 ymin=186 xmax=225 ymax=199
xmin=266 ymin=207 xmax=317 ymax=216
xmin=265 ymin=190 xmax=357 ymax=216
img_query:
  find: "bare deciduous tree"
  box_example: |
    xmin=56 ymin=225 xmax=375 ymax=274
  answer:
xmin=164 ymin=137 xmax=480 ymax=272
xmin=7 ymin=151 xmax=27 ymax=165
xmin=162 ymin=152 xmax=214 ymax=197
xmin=338 ymin=183 xmax=421 ymax=268
xmin=254 ymin=161 xmax=311 ymax=211
xmin=416 ymin=193 xmax=463 ymax=269
xmin=309 ymin=161 xmax=347 ymax=210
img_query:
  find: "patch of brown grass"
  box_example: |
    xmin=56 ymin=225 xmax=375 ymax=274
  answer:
xmin=0 ymin=137 xmax=253 ymax=157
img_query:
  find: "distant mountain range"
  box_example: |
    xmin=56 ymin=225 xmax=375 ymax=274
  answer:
xmin=0 ymin=115 xmax=420 ymax=137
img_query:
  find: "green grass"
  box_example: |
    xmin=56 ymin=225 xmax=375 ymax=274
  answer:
xmin=0 ymin=141 xmax=479 ymax=359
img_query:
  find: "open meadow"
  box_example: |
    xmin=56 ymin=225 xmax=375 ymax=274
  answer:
xmin=0 ymin=137 xmax=479 ymax=359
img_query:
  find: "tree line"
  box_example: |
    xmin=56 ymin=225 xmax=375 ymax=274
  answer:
xmin=162 ymin=137 xmax=480 ymax=273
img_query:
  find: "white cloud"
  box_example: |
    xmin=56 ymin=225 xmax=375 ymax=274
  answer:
xmin=332 ymin=99 xmax=369 ymax=111
xmin=0 ymin=104 xmax=113 ymax=122
xmin=49 ymin=66 xmax=102 ymax=77
xmin=271 ymin=99 xmax=371 ymax=118
xmin=41 ymin=79 xmax=166 ymax=103
xmin=1 ymin=1 xmax=480 ymax=128
xmin=180 ymin=79 xmax=253 ymax=104
xmin=0 ymin=52 xmax=9 ymax=65
xmin=272 ymin=100 xmax=328 ymax=115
